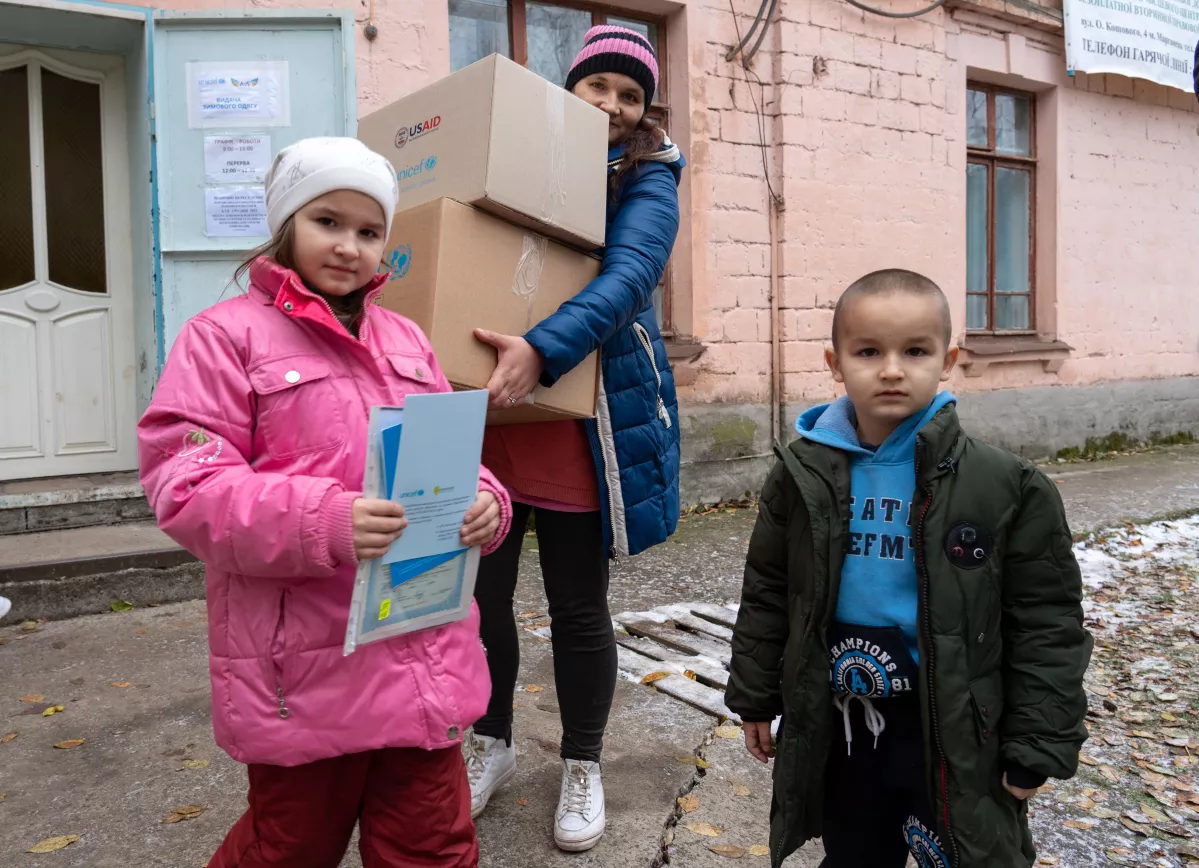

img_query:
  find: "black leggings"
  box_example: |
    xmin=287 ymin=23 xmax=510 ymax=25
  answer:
xmin=473 ymin=502 xmax=616 ymax=762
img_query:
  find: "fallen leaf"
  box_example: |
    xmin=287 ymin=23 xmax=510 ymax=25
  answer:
xmin=41 ymin=705 xmax=64 ymax=717
xmin=1038 ymin=858 xmax=1061 ymax=866
xmin=1078 ymin=754 xmax=1100 ymax=766
xmin=684 ymin=821 xmax=723 ymax=837
xmin=523 ymin=684 xmax=544 ymax=694
xmin=110 ymin=600 xmax=134 ymax=612
xmin=1140 ymin=803 xmax=1171 ymax=823
xmin=19 ymin=694 xmax=45 ymax=703
xmin=181 ymin=759 xmax=209 ymax=770
xmin=640 ymin=672 xmax=671 ymax=685
xmin=678 ymin=793 xmax=700 ymax=813
xmin=749 ymin=845 xmax=770 ymax=857
xmin=53 ymin=739 xmax=84 ymax=750
xmin=1 ymin=732 xmax=17 ymax=744
xmin=732 ymin=785 xmax=752 ymax=797
xmin=516 ymin=797 xmax=529 ymax=806
xmin=683 ymin=669 xmax=698 ymax=680
xmin=28 ymin=835 xmax=80 ymax=853
xmin=1157 ymin=823 xmax=1194 ymax=838
xmin=1090 ymin=806 xmax=1120 ymax=819
xmin=1119 ymin=815 xmax=1152 ymax=836
xmin=710 ymin=844 xmax=746 ymax=858
xmin=1099 ymin=765 xmax=1121 ymax=783
xmin=715 ymin=725 xmax=741 ymax=740
xmin=135 ymin=628 xmax=148 ymax=635
xmin=110 ymin=682 xmax=132 ymax=689
xmin=163 ymin=804 xmax=206 ymax=823
xmin=22 ymin=621 xmax=38 ymax=632
xmin=1063 ymin=819 xmax=1095 ymax=830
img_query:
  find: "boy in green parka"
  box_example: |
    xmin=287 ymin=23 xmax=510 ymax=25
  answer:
xmin=725 ymin=269 xmax=1093 ymax=868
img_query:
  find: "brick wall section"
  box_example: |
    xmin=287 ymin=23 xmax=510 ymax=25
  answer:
xmin=680 ymin=0 xmax=1199 ymax=414
xmin=1053 ymin=73 xmax=1199 ymax=385
xmin=682 ymin=0 xmax=963 ymax=410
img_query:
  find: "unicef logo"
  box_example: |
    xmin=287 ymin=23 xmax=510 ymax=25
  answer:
xmin=384 ymin=245 xmax=412 ymax=281
xmin=832 ymin=650 xmax=889 ymax=698
xmin=424 ymin=156 xmax=437 ymax=171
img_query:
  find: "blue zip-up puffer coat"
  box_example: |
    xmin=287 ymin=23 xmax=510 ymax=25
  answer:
xmin=524 ymin=137 xmax=685 ymax=558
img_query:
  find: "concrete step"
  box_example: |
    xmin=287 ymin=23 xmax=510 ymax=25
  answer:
xmin=0 ymin=471 xmax=151 ymax=535
xmin=0 ymin=520 xmax=201 ymax=625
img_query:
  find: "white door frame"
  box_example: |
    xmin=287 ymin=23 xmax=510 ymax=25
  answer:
xmin=0 ymin=44 xmax=137 ymax=481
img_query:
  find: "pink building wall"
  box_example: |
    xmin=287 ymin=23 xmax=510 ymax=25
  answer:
xmin=152 ymin=0 xmax=1199 ymax=494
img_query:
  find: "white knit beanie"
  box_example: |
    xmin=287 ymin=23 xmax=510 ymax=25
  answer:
xmin=264 ymin=137 xmax=399 ymax=236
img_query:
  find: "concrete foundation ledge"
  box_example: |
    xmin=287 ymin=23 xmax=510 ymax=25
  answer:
xmin=0 ymin=562 xmax=205 ymax=627
xmin=680 ymin=376 xmax=1198 ymax=504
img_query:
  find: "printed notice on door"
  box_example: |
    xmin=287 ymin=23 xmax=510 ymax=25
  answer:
xmin=187 ymin=61 xmax=290 ymax=128
xmin=204 ymin=186 xmax=269 ymax=237
xmin=204 ymin=135 xmax=272 ymax=184
xmin=1064 ymin=0 xmax=1198 ymax=92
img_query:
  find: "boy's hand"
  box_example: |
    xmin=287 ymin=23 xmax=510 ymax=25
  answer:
xmin=743 ymin=721 xmax=776 ymax=764
xmin=1002 ymin=772 xmax=1040 ymax=801
xmin=353 ymin=498 xmax=407 ymax=560
xmin=461 ymin=490 xmax=501 ymax=548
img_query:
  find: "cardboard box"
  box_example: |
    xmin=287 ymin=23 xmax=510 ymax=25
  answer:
xmin=358 ymin=54 xmax=609 ymax=251
xmin=378 ymin=198 xmax=600 ymax=424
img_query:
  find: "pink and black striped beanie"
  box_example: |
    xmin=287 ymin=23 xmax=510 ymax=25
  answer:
xmin=564 ymin=25 xmax=659 ymax=107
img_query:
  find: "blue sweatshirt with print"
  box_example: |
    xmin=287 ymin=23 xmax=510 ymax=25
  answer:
xmin=795 ymin=391 xmax=957 ymax=666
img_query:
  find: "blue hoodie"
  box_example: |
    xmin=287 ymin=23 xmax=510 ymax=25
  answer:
xmin=796 ymin=391 xmax=957 ymax=668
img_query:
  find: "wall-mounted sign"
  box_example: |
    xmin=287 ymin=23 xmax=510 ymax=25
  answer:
xmin=204 ymin=186 xmax=269 ymax=237
xmin=187 ymin=61 xmax=291 ymax=128
xmin=1064 ymin=0 xmax=1198 ymax=93
xmin=203 ymin=135 xmax=272 ymax=184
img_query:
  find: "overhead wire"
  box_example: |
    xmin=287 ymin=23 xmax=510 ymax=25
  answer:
xmin=725 ymin=0 xmax=774 ymax=62
xmin=726 ymin=0 xmax=783 ymax=207
xmin=840 ymin=0 xmax=950 ymax=17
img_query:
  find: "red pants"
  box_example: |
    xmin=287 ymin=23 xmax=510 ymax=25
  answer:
xmin=208 ymin=746 xmax=477 ymax=868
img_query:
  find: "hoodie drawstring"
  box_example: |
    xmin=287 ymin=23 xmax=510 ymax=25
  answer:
xmin=833 ymin=694 xmax=887 ymax=755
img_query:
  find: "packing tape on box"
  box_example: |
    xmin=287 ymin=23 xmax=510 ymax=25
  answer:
xmin=542 ymin=83 xmax=568 ymax=224
xmin=512 ymin=231 xmax=548 ymax=332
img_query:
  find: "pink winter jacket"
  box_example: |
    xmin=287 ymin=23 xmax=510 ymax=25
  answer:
xmin=138 ymin=259 xmax=512 ymax=768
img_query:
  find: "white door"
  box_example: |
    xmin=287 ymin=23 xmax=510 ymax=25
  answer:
xmin=0 ymin=45 xmax=136 ymax=481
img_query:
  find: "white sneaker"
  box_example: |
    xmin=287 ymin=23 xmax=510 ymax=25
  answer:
xmin=465 ymin=730 xmax=516 ymax=820
xmin=554 ymin=759 xmax=605 ymax=852
xmin=0 ymin=596 xmax=10 ymax=621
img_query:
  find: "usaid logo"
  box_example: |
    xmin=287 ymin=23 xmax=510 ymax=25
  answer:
xmin=394 ymin=115 xmax=441 ymax=149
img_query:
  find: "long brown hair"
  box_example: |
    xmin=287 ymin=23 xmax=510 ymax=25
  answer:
xmin=232 ymin=217 xmax=297 ymax=291
xmin=611 ymin=116 xmax=665 ymax=191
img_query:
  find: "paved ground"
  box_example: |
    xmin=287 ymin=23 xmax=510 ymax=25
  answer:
xmin=1 ymin=445 xmax=1197 ymax=867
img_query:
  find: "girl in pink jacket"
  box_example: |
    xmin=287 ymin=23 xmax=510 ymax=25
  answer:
xmin=138 ymin=137 xmax=512 ymax=868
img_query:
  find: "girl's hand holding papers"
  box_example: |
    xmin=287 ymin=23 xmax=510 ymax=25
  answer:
xmin=461 ymin=490 xmax=501 ymax=548
xmin=353 ymin=498 xmax=408 ymax=560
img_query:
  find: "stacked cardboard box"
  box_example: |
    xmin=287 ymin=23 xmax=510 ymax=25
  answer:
xmin=359 ymin=55 xmax=608 ymax=423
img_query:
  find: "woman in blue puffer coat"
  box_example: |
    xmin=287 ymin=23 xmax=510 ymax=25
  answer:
xmin=467 ymin=24 xmax=685 ymax=853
